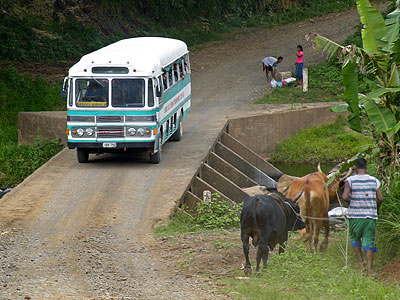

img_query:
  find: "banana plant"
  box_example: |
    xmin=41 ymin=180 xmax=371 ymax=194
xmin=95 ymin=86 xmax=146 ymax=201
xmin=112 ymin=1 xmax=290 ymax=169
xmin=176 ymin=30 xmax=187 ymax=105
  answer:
xmin=307 ymin=0 xmax=400 ymax=172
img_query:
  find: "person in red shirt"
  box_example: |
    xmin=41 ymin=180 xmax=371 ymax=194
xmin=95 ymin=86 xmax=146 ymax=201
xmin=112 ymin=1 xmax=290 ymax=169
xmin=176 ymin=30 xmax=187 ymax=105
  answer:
xmin=295 ymin=45 xmax=304 ymax=85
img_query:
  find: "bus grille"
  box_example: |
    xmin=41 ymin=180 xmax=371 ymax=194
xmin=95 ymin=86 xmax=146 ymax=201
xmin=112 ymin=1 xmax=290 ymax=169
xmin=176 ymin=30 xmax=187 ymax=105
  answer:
xmin=97 ymin=115 xmax=123 ymax=123
xmin=97 ymin=126 xmax=125 ymax=138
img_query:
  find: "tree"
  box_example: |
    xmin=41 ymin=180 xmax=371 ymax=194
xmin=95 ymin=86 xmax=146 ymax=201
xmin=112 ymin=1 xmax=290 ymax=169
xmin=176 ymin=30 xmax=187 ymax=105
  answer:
xmin=307 ymin=0 xmax=400 ymax=177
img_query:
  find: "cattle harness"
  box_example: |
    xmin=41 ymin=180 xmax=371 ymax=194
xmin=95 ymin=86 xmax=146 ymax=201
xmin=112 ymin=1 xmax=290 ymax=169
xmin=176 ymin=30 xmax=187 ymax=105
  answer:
xmin=283 ymin=189 xmax=351 ymax=268
xmin=269 ymin=193 xmax=303 ymax=232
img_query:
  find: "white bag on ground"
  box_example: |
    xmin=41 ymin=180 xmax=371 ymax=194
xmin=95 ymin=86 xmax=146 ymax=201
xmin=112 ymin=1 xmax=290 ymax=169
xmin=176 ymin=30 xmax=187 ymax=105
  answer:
xmin=270 ymin=79 xmax=277 ymax=88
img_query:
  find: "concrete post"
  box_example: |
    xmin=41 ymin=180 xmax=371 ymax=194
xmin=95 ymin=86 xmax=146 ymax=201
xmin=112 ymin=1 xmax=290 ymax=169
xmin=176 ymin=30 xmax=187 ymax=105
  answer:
xmin=303 ymin=67 xmax=308 ymax=92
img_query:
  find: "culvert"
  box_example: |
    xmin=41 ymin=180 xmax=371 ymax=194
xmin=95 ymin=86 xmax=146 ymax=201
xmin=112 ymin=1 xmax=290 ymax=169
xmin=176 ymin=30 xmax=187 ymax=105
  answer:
xmin=179 ymin=105 xmax=347 ymax=208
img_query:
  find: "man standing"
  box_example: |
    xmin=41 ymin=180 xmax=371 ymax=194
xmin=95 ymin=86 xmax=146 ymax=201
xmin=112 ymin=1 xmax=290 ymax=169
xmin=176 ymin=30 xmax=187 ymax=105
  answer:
xmin=342 ymin=158 xmax=383 ymax=277
xmin=262 ymin=56 xmax=283 ymax=84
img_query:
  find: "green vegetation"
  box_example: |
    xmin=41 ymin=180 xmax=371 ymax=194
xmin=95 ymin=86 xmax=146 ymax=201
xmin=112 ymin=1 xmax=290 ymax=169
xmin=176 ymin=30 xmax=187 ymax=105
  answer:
xmin=225 ymin=232 xmax=400 ymax=299
xmin=377 ymin=172 xmax=400 ymax=260
xmin=308 ymin=0 xmax=400 ymax=265
xmin=270 ymin=118 xmax=372 ymax=164
xmin=154 ymin=193 xmax=242 ymax=237
xmin=255 ymin=63 xmax=343 ymax=104
xmin=0 ymin=67 xmax=65 ymax=188
xmin=310 ymin=0 xmax=400 ymax=177
xmin=0 ymin=67 xmax=65 ymax=144
xmin=0 ymin=0 xmax=357 ymax=61
xmin=0 ymin=137 xmax=64 ymax=188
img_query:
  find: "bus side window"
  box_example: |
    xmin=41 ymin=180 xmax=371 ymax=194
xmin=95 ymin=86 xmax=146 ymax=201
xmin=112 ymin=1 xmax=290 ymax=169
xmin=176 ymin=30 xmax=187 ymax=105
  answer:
xmin=156 ymin=76 xmax=163 ymax=96
xmin=68 ymin=79 xmax=73 ymax=107
xmin=148 ymin=79 xmax=154 ymax=107
xmin=184 ymin=54 xmax=190 ymax=73
xmin=162 ymin=73 xmax=167 ymax=90
xmin=180 ymin=61 xmax=185 ymax=78
xmin=168 ymin=69 xmax=173 ymax=87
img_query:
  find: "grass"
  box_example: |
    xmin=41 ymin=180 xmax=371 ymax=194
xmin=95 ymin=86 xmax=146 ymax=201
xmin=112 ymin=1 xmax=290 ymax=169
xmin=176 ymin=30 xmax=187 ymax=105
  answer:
xmin=0 ymin=137 xmax=64 ymax=189
xmin=224 ymin=231 xmax=400 ymax=300
xmin=154 ymin=193 xmax=242 ymax=238
xmin=270 ymin=117 xmax=372 ymax=164
xmin=255 ymin=62 xmax=343 ymax=104
xmin=0 ymin=67 xmax=65 ymax=188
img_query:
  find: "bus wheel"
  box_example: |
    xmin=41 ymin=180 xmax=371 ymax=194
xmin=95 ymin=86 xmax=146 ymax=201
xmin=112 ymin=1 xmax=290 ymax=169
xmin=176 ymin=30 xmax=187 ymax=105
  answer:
xmin=171 ymin=117 xmax=183 ymax=141
xmin=77 ymin=148 xmax=89 ymax=163
xmin=149 ymin=135 xmax=162 ymax=164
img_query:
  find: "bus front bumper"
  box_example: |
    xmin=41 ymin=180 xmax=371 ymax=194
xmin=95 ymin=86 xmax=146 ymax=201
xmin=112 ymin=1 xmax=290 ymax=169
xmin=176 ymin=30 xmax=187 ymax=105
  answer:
xmin=68 ymin=141 xmax=155 ymax=149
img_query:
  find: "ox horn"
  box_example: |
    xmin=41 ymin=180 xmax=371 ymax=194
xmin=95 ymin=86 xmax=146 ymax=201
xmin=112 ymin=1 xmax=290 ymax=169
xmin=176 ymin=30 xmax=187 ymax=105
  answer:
xmin=292 ymin=190 xmax=304 ymax=202
xmin=340 ymin=168 xmax=352 ymax=181
xmin=317 ymin=162 xmax=323 ymax=173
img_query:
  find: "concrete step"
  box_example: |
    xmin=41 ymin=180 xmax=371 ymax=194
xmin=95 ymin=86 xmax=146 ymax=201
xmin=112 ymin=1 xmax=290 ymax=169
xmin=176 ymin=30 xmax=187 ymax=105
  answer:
xmin=220 ymin=131 xmax=283 ymax=181
xmin=180 ymin=123 xmax=282 ymax=209
xmin=206 ymin=152 xmax=257 ymax=188
xmin=213 ymin=142 xmax=277 ymax=189
xmin=199 ymin=163 xmax=249 ymax=203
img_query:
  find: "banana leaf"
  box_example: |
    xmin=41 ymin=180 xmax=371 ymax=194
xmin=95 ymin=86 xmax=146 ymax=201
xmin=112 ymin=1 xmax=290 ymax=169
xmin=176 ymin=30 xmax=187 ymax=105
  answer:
xmin=308 ymin=33 xmax=343 ymax=60
xmin=367 ymin=87 xmax=400 ymax=99
xmin=386 ymin=120 xmax=400 ymax=139
xmin=363 ymin=99 xmax=397 ymax=132
xmin=383 ymin=0 xmax=400 ymax=54
xmin=357 ymin=0 xmax=387 ymax=54
xmin=388 ymin=64 xmax=400 ymax=87
xmin=325 ymin=144 xmax=376 ymax=187
xmin=342 ymin=60 xmax=362 ymax=132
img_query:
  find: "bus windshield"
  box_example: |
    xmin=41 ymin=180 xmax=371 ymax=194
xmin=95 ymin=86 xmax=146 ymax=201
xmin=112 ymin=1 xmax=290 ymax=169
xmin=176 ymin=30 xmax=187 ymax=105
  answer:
xmin=112 ymin=79 xmax=145 ymax=108
xmin=76 ymin=79 xmax=109 ymax=107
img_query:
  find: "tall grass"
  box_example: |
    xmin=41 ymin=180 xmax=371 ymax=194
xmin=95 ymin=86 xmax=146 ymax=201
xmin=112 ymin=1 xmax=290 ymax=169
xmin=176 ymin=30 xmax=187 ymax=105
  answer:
xmin=270 ymin=117 xmax=372 ymax=164
xmin=225 ymin=232 xmax=400 ymax=299
xmin=0 ymin=67 xmax=65 ymax=144
xmin=0 ymin=67 xmax=65 ymax=188
xmin=377 ymin=171 xmax=400 ymax=261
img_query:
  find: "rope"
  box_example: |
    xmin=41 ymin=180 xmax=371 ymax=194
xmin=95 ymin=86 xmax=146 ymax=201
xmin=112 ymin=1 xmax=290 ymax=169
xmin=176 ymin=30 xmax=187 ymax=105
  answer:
xmin=284 ymin=190 xmax=349 ymax=268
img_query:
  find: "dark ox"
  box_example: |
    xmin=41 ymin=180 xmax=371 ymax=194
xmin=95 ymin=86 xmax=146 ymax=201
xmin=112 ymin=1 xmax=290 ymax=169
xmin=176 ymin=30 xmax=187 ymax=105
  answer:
xmin=240 ymin=192 xmax=305 ymax=274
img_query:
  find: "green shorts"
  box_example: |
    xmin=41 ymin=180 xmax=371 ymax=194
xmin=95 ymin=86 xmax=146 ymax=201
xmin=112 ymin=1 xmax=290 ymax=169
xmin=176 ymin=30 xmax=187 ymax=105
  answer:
xmin=349 ymin=218 xmax=378 ymax=252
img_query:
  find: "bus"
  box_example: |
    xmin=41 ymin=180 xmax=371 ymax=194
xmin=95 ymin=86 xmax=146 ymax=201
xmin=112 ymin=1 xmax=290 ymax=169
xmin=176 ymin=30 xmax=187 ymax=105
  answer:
xmin=62 ymin=37 xmax=191 ymax=163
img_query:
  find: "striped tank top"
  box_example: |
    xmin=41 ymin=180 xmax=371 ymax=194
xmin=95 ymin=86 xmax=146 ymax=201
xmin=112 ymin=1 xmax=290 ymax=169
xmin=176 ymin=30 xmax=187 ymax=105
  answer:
xmin=346 ymin=174 xmax=380 ymax=219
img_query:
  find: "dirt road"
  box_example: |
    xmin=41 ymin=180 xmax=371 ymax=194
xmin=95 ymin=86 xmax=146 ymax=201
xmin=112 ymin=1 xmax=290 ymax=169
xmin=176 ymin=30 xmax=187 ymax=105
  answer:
xmin=0 ymin=7 xmax=373 ymax=299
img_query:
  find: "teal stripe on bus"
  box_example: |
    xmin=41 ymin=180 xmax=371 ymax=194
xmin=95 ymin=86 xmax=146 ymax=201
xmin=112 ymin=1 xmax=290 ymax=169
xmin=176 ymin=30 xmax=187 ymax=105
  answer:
xmin=159 ymin=95 xmax=191 ymax=125
xmin=68 ymin=110 xmax=157 ymax=116
xmin=161 ymin=74 xmax=191 ymax=108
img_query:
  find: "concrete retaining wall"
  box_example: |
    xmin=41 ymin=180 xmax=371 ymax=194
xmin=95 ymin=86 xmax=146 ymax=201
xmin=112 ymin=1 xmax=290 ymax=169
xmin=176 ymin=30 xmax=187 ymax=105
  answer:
xmin=227 ymin=106 xmax=347 ymax=158
xmin=18 ymin=111 xmax=67 ymax=145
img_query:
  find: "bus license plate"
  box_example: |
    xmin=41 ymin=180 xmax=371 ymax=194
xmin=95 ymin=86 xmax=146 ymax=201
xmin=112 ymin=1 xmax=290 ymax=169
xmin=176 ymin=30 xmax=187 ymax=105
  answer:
xmin=103 ymin=142 xmax=117 ymax=148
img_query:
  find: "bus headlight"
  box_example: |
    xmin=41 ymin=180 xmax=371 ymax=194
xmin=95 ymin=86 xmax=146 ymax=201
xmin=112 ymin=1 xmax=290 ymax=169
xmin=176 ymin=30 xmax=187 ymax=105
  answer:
xmin=137 ymin=128 xmax=145 ymax=136
xmin=127 ymin=128 xmax=136 ymax=136
xmin=85 ymin=128 xmax=94 ymax=136
xmin=77 ymin=128 xmax=85 ymax=137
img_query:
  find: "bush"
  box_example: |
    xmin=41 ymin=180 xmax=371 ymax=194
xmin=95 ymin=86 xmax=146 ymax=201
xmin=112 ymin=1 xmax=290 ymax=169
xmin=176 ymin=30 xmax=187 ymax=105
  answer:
xmin=377 ymin=171 xmax=400 ymax=260
xmin=155 ymin=193 xmax=242 ymax=237
xmin=0 ymin=137 xmax=64 ymax=188
xmin=0 ymin=67 xmax=65 ymax=144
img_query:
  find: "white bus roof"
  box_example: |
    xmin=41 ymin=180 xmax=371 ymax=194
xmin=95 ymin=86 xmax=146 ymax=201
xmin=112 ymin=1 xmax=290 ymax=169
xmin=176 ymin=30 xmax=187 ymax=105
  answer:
xmin=69 ymin=37 xmax=189 ymax=77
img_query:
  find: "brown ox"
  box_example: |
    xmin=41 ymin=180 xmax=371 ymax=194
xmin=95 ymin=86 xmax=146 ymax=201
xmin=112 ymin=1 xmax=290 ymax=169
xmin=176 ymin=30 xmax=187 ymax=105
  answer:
xmin=279 ymin=166 xmax=350 ymax=253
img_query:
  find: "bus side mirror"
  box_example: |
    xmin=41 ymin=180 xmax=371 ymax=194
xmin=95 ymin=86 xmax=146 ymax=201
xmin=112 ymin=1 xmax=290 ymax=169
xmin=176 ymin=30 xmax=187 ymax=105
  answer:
xmin=61 ymin=77 xmax=68 ymax=97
